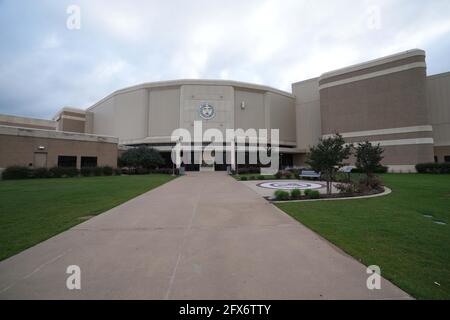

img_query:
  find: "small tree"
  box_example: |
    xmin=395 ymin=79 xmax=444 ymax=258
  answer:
xmin=355 ymin=141 xmax=384 ymax=185
xmin=119 ymin=146 xmax=164 ymax=170
xmin=306 ymin=134 xmax=352 ymax=194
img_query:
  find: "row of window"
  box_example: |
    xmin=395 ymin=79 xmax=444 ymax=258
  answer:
xmin=434 ymin=156 xmax=450 ymax=163
xmin=58 ymin=156 xmax=98 ymax=168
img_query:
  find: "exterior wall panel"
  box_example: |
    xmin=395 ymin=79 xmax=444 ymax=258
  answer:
xmin=292 ymin=78 xmax=321 ymax=151
xmin=148 ymin=87 xmax=180 ymax=137
xmin=269 ymin=93 xmax=296 ymax=144
xmin=234 ymin=89 xmax=265 ymax=131
xmin=427 ymin=72 xmax=450 ymax=148
xmin=0 ymin=134 xmax=118 ymax=169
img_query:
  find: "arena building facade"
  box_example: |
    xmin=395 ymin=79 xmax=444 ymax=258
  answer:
xmin=1 ymin=49 xmax=449 ymax=172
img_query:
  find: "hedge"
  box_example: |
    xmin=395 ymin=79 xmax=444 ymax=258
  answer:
xmin=1 ymin=166 xmax=32 ymax=180
xmin=1 ymin=166 xmax=123 ymax=180
xmin=351 ymin=166 xmax=389 ymax=174
xmin=415 ymin=163 xmax=450 ymax=174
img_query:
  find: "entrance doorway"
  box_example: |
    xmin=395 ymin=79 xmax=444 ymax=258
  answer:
xmin=33 ymin=152 xmax=47 ymax=168
xmin=200 ymin=151 xmax=215 ymax=172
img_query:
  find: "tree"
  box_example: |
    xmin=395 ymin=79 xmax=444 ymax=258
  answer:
xmin=306 ymin=134 xmax=352 ymax=194
xmin=355 ymin=141 xmax=384 ymax=185
xmin=119 ymin=146 xmax=164 ymax=170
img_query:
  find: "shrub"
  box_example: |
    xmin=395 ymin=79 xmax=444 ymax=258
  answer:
xmin=119 ymin=146 xmax=164 ymax=169
xmin=416 ymin=163 xmax=450 ymax=174
xmin=80 ymin=167 xmax=94 ymax=177
xmin=352 ymin=166 xmax=388 ymax=174
xmin=49 ymin=167 xmax=79 ymax=178
xmin=114 ymin=168 xmax=122 ymax=176
xmin=304 ymin=189 xmax=312 ymax=196
xmin=335 ymin=182 xmax=359 ymax=194
xmin=275 ymin=171 xmax=283 ymax=179
xmin=249 ymin=176 xmax=256 ymax=180
xmin=274 ymin=190 xmax=290 ymax=201
xmin=257 ymin=175 xmax=265 ymax=180
xmin=136 ymin=167 xmax=150 ymax=175
xmin=240 ymin=176 xmax=248 ymax=181
xmin=102 ymin=166 xmax=113 ymax=176
xmin=2 ymin=166 xmax=32 ymax=180
xmin=32 ymin=168 xmax=49 ymax=179
xmin=149 ymin=168 xmax=174 ymax=174
xmin=93 ymin=167 xmax=103 ymax=176
xmin=290 ymin=188 xmax=301 ymax=199
xmin=283 ymin=173 xmax=293 ymax=179
xmin=309 ymin=190 xmax=320 ymax=199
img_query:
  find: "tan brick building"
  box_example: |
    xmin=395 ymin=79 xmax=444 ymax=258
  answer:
xmin=0 ymin=48 xmax=449 ymax=173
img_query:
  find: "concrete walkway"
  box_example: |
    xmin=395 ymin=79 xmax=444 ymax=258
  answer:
xmin=0 ymin=172 xmax=410 ymax=299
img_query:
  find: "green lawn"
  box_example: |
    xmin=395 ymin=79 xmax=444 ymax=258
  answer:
xmin=0 ymin=174 xmax=175 ymax=261
xmin=276 ymin=174 xmax=450 ymax=299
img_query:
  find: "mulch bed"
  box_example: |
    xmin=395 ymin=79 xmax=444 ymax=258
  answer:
xmin=267 ymin=187 xmax=385 ymax=202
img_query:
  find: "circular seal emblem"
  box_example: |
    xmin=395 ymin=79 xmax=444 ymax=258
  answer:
xmin=257 ymin=181 xmax=323 ymax=190
xmin=199 ymin=103 xmax=215 ymax=120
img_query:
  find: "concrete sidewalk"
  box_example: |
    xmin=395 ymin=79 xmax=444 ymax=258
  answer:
xmin=0 ymin=172 xmax=411 ymax=299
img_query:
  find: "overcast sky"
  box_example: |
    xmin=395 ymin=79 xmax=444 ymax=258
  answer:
xmin=1 ymin=0 xmax=450 ymax=119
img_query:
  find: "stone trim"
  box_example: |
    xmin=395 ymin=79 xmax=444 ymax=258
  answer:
xmin=0 ymin=125 xmax=118 ymax=144
xmin=319 ymin=62 xmax=426 ymax=90
xmin=344 ymin=138 xmax=434 ymax=147
xmin=322 ymin=125 xmax=433 ymax=139
xmin=320 ymin=49 xmax=425 ymax=79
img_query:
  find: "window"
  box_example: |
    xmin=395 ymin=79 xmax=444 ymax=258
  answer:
xmin=444 ymin=156 xmax=450 ymax=163
xmin=58 ymin=156 xmax=77 ymax=168
xmin=81 ymin=156 xmax=98 ymax=168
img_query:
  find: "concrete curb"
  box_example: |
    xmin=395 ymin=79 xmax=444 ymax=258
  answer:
xmin=271 ymin=187 xmax=392 ymax=203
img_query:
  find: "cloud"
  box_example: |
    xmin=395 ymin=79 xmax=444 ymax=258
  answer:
xmin=0 ymin=0 xmax=449 ymax=118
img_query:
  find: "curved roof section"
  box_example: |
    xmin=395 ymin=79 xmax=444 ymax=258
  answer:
xmin=88 ymin=79 xmax=295 ymax=111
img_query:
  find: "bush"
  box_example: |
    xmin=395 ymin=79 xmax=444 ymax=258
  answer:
xmin=236 ymin=167 xmax=261 ymax=175
xmin=102 ymin=166 xmax=114 ymax=176
xmin=274 ymin=190 xmax=290 ymax=201
xmin=49 ymin=167 xmax=79 ymax=178
xmin=91 ymin=167 xmax=101 ymax=176
xmin=240 ymin=176 xmax=248 ymax=181
xmin=149 ymin=168 xmax=174 ymax=175
xmin=32 ymin=168 xmax=49 ymax=179
xmin=304 ymin=189 xmax=312 ymax=196
xmin=119 ymin=146 xmax=164 ymax=170
xmin=136 ymin=168 xmax=150 ymax=175
xmin=335 ymin=182 xmax=359 ymax=194
xmin=248 ymin=176 xmax=256 ymax=180
xmin=257 ymin=175 xmax=265 ymax=180
xmin=2 ymin=166 xmax=32 ymax=180
xmin=80 ymin=167 xmax=95 ymax=177
xmin=416 ymin=163 xmax=450 ymax=174
xmin=290 ymin=189 xmax=301 ymax=199
xmin=275 ymin=171 xmax=283 ymax=179
xmin=309 ymin=190 xmax=320 ymax=199
xmin=114 ymin=168 xmax=122 ymax=176
xmin=352 ymin=166 xmax=388 ymax=174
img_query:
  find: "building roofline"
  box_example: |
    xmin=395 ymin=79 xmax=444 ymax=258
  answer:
xmin=0 ymin=124 xmax=118 ymax=143
xmin=320 ymin=49 xmax=426 ymax=80
xmin=52 ymin=107 xmax=87 ymax=120
xmin=427 ymin=71 xmax=450 ymax=80
xmin=87 ymin=79 xmax=295 ymax=111
xmin=292 ymin=77 xmax=320 ymax=86
xmin=0 ymin=113 xmax=56 ymax=127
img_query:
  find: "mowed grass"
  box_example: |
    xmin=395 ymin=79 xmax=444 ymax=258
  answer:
xmin=276 ymin=174 xmax=450 ymax=299
xmin=0 ymin=175 xmax=175 ymax=261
